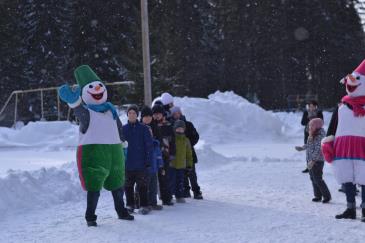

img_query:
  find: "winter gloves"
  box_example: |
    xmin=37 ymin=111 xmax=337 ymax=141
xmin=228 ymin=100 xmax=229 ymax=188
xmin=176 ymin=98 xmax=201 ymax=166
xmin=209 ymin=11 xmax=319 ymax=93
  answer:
xmin=295 ymin=146 xmax=305 ymax=151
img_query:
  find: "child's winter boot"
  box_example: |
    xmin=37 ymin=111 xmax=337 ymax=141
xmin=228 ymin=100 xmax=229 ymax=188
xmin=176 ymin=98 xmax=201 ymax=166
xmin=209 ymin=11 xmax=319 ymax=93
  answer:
xmin=193 ymin=191 xmax=203 ymax=200
xmin=183 ymin=190 xmax=191 ymax=198
xmin=163 ymin=200 xmax=174 ymax=206
xmin=176 ymin=198 xmax=186 ymax=203
xmin=138 ymin=207 xmax=151 ymax=215
xmin=87 ymin=221 xmax=97 ymax=227
xmin=151 ymin=205 xmax=163 ymax=210
xmin=118 ymin=208 xmax=135 ymax=221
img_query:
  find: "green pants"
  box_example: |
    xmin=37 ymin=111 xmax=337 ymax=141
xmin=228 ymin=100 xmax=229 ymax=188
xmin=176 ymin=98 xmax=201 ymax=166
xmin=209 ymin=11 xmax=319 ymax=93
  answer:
xmin=76 ymin=144 xmax=125 ymax=191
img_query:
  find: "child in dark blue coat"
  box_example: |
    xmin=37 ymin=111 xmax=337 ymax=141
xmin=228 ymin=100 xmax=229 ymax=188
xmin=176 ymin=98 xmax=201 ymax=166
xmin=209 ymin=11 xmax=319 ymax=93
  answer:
xmin=123 ymin=105 xmax=153 ymax=215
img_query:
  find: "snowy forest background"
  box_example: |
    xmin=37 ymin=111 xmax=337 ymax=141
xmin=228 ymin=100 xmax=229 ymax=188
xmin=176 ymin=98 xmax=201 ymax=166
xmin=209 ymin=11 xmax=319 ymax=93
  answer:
xmin=1 ymin=0 xmax=365 ymax=111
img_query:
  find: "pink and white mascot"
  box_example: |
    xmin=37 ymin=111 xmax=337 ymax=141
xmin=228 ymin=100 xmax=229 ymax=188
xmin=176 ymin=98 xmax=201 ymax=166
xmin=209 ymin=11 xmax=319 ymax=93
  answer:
xmin=322 ymin=60 xmax=365 ymax=221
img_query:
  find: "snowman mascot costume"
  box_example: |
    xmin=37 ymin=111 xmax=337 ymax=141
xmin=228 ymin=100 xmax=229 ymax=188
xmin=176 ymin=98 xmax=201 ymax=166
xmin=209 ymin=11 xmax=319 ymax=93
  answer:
xmin=322 ymin=60 xmax=365 ymax=221
xmin=58 ymin=65 xmax=133 ymax=226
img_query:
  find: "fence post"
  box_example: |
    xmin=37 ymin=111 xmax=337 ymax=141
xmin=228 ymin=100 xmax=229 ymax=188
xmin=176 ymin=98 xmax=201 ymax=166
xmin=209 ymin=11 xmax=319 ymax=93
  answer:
xmin=40 ymin=89 xmax=44 ymax=120
xmin=67 ymin=107 xmax=71 ymax=121
xmin=14 ymin=93 xmax=18 ymax=127
xmin=57 ymin=90 xmax=61 ymax=121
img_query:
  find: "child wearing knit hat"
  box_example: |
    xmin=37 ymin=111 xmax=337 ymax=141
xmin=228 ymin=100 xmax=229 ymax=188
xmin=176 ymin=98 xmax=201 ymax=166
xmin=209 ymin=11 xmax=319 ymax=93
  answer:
xmin=295 ymin=118 xmax=331 ymax=203
xmin=169 ymin=120 xmax=193 ymax=203
xmin=139 ymin=106 xmax=164 ymax=210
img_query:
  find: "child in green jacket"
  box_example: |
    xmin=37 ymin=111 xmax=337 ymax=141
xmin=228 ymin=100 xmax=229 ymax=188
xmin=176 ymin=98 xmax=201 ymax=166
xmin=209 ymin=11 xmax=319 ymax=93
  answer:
xmin=169 ymin=120 xmax=193 ymax=203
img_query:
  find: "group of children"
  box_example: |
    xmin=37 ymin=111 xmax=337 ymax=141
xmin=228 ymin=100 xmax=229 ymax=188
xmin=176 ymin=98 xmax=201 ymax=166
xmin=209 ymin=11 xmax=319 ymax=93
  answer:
xmin=122 ymin=93 xmax=203 ymax=216
xmin=58 ymin=65 xmax=203 ymax=226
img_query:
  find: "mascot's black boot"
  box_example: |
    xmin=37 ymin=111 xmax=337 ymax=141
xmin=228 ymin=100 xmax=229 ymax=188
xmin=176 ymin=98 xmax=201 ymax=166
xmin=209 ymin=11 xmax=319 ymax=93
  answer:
xmin=335 ymin=208 xmax=356 ymax=220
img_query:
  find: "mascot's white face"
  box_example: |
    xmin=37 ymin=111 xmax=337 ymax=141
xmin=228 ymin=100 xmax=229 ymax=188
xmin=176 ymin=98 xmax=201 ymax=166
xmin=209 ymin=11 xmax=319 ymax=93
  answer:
xmin=82 ymin=81 xmax=108 ymax=105
xmin=341 ymin=72 xmax=365 ymax=97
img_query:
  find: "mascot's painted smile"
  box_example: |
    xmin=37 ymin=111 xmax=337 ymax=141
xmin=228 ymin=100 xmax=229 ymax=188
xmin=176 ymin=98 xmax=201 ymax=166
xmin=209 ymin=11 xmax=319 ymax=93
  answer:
xmin=346 ymin=83 xmax=360 ymax=93
xmin=341 ymin=74 xmax=363 ymax=94
xmin=88 ymin=90 xmax=105 ymax=100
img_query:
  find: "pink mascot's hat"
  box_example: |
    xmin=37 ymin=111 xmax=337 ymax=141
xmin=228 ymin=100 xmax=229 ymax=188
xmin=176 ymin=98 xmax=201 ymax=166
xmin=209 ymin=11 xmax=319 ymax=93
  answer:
xmin=354 ymin=60 xmax=365 ymax=75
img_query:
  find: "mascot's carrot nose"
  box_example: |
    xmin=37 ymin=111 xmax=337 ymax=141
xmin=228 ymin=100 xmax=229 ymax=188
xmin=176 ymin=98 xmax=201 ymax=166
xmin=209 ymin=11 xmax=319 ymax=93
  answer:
xmin=348 ymin=74 xmax=356 ymax=82
xmin=95 ymin=85 xmax=101 ymax=91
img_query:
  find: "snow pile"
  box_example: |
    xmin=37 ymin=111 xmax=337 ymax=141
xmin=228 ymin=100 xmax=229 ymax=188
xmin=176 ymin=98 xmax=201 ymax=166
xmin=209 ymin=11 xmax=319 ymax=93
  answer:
xmin=195 ymin=144 xmax=236 ymax=170
xmin=0 ymin=91 xmax=290 ymax=149
xmin=0 ymin=162 xmax=82 ymax=215
xmin=273 ymin=111 xmax=333 ymax=139
xmin=0 ymin=121 xmax=78 ymax=148
xmin=0 ymin=144 xmax=235 ymax=215
xmin=175 ymin=91 xmax=285 ymax=143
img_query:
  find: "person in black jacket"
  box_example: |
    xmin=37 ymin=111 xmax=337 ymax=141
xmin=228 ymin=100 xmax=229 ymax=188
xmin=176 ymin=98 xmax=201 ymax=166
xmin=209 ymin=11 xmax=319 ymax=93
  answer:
xmin=152 ymin=104 xmax=176 ymax=205
xmin=300 ymin=100 xmax=323 ymax=173
xmin=140 ymin=106 xmax=164 ymax=210
xmin=170 ymin=106 xmax=203 ymax=200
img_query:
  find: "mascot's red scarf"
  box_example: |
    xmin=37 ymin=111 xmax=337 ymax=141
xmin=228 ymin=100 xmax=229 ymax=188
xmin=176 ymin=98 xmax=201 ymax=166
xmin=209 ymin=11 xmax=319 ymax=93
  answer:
xmin=342 ymin=95 xmax=365 ymax=117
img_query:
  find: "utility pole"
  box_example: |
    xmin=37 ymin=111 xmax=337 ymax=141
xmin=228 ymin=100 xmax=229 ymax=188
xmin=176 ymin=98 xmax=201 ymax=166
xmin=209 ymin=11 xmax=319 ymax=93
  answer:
xmin=141 ymin=0 xmax=152 ymax=106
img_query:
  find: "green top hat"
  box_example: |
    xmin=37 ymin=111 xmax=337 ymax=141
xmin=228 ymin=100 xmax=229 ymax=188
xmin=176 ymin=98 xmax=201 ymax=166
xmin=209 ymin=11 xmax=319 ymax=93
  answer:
xmin=74 ymin=65 xmax=102 ymax=89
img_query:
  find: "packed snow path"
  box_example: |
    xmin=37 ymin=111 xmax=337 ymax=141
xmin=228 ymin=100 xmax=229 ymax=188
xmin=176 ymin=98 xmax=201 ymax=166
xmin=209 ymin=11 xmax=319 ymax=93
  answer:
xmin=2 ymin=144 xmax=365 ymax=242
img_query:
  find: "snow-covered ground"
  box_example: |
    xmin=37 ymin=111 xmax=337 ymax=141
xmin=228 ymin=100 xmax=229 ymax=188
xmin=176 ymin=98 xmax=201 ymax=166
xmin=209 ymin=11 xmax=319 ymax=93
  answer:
xmin=1 ymin=91 xmax=365 ymax=243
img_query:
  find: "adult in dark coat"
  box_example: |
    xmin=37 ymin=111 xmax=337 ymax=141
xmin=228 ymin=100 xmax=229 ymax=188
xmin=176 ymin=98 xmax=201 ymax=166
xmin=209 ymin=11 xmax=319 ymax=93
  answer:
xmin=170 ymin=106 xmax=203 ymax=199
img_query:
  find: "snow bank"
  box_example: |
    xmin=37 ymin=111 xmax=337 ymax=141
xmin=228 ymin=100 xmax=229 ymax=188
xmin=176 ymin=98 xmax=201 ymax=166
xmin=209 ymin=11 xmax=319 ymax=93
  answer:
xmin=195 ymin=145 xmax=236 ymax=170
xmin=174 ymin=91 xmax=285 ymax=143
xmin=0 ymin=91 xmax=290 ymax=149
xmin=273 ymin=111 xmax=332 ymax=139
xmin=0 ymin=144 xmax=236 ymax=215
xmin=0 ymin=163 xmax=82 ymax=215
xmin=0 ymin=121 xmax=78 ymax=148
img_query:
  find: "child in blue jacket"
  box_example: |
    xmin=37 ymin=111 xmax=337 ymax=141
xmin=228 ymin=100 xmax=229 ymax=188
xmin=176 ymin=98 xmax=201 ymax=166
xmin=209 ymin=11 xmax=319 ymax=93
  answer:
xmin=123 ymin=105 xmax=153 ymax=215
xmin=148 ymin=138 xmax=164 ymax=210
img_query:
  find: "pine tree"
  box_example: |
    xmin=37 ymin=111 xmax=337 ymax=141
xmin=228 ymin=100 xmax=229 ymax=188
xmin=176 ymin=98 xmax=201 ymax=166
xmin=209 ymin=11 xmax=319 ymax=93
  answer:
xmin=16 ymin=0 xmax=75 ymax=87
xmin=0 ymin=0 xmax=20 ymax=103
xmin=72 ymin=0 xmax=140 ymax=104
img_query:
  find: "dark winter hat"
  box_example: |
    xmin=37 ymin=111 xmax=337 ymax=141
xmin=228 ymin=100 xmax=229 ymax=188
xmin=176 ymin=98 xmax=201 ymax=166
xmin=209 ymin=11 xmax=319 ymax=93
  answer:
xmin=307 ymin=100 xmax=318 ymax=106
xmin=173 ymin=120 xmax=186 ymax=130
xmin=127 ymin=104 xmax=139 ymax=115
xmin=170 ymin=106 xmax=182 ymax=115
xmin=141 ymin=106 xmax=153 ymax=118
xmin=154 ymin=100 xmax=163 ymax=106
xmin=152 ymin=104 xmax=165 ymax=115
